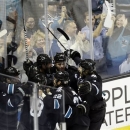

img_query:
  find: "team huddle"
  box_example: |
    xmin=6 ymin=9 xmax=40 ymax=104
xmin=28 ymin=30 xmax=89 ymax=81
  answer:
xmin=0 ymin=50 xmax=106 ymax=130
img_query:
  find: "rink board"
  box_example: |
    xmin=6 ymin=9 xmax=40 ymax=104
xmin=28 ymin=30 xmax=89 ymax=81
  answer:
xmin=101 ymin=77 xmax=130 ymax=130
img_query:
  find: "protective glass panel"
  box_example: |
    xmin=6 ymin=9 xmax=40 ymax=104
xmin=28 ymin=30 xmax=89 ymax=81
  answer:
xmin=3 ymin=0 xmax=130 ymax=79
xmin=1 ymin=0 xmax=130 ymax=130
xmin=99 ymin=0 xmax=130 ymax=79
xmin=69 ymin=0 xmax=130 ymax=79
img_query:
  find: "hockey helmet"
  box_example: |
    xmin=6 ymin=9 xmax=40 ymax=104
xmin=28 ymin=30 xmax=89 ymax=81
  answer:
xmin=54 ymin=53 xmax=66 ymax=63
xmin=53 ymin=71 xmax=70 ymax=86
xmin=4 ymin=66 xmax=20 ymax=76
xmin=79 ymin=59 xmax=96 ymax=72
xmin=37 ymin=54 xmax=52 ymax=66
xmin=33 ymin=73 xmax=47 ymax=85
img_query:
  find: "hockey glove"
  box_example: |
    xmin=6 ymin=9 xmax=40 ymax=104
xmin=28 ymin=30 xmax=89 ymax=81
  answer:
xmin=78 ymin=80 xmax=92 ymax=95
xmin=7 ymin=41 xmax=18 ymax=54
xmin=64 ymin=49 xmax=81 ymax=60
xmin=23 ymin=59 xmax=33 ymax=72
xmin=76 ymin=103 xmax=87 ymax=115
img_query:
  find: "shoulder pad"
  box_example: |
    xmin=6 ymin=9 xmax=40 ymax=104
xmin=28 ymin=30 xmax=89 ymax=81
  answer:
xmin=93 ymin=71 xmax=102 ymax=79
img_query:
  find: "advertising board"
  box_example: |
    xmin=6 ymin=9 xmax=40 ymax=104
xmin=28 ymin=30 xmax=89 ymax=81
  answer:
xmin=101 ymin=77 xmax=130 ymax=130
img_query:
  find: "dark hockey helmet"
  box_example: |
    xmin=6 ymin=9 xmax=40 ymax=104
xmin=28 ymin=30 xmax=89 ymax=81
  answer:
xmin=54 ymin=71 xmax=70 ymax=85
xmin=3 ymin=66 xmax=20 ymax=76
xmin=33 ymin=73 xmax=47 ymax=85
xmin=79 ymin=59 xmax=96 ymax=72
xmin=54 ymin=53 xmax=66 ymax=63
xmin=37 ymin=54 xmax=52 ymax=67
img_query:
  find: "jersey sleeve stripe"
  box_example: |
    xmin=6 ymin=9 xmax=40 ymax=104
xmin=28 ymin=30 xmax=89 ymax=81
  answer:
xmin=92 ymin=83 xmax=99 ymax=95
xmin=64 ymin=106 xmax=72 ymax=118
xmin=54 ymin=99 xmax=60 ymax=109
xmin=7 ymin=99 xmax=14 ymax=107
xmin=7 ymin=84 xmax=14 ymax=94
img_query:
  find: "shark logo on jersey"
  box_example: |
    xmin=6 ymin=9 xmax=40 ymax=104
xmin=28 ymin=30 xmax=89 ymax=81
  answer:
xmin=73 ymin=97 xmax=79 ymax=104
xmin=53 ymin=94 xmax=62 ymax=99
xmin=56 ymin=87 xmax=62 ymax=92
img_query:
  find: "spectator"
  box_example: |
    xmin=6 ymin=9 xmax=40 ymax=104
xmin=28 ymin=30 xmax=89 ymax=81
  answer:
xmin=58 ymin=20 xmax=90 ymax=66
xmin=13 ymin=31 xmax=36 ymax=73
xmin=24 ymin=16 xmax=37 ymax=39
xmin=39 ymin=2 xmax=71 ymax=38
xmin=81 ymin=12 xmax=107 ymax=72
xmin=6 ymin=0 xmax=22 ymax=20
xmin=119 ymin=53 xmax=130 ymax=74
xmin=30 ymin=30 xmax=45 ymax=55
xmin=107 ymin=14 xmax=130 ymax=75
xmin=59 ymin=0 xmax=77 ymax=18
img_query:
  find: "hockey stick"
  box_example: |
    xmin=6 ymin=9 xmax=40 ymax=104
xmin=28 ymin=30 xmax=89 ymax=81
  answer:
xmin=57 ymin=28 xmax=70 ymax=51
xmin=57 ymin=28 xmax=69 ymax=41
xmin=0 ymin=20 xmax=2 ymax=30
xmin=41 ymin=19 xmax=73 ymax=66
xmin=57 ymin=28 xmax=71 ymax=67
xmin=6 ymin=15 xmax=19 ymax=66
xmin=21 ymin=0 xmax=30 ymax=61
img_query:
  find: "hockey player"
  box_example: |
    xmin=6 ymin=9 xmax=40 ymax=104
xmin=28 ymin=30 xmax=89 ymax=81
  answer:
xmin=77 ymin=59 xmax=106 ymax=130
xmin=23 ymin=54 xmax=52 ymax=85
xmin=0 ymin=67 xmax=26 ymax=130
xmin=51 ymin=52 xmax=79 ymax=92
xmin=43 ymin=71 xmax=90 ymax=130
xmin=64 ymin=49 xmax=106 ymax=129
xmin=18 ymin=73 xmax=47 ymax=130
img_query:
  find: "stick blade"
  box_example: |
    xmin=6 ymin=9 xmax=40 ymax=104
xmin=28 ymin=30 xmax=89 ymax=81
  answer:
xmin=57 ymin=28 xmax=70 ymax=41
